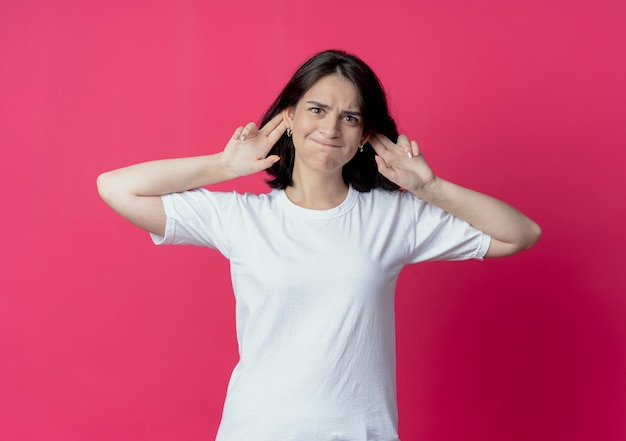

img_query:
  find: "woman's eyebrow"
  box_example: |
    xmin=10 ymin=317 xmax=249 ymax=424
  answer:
xmin=306 ymin=101 xmax=362 ymax=116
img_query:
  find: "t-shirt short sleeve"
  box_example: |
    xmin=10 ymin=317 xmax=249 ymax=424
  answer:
xmin=409 ymin=194 xmax=491 ymax=262
xmin=149 ymin=188 xmax=234 ymax=257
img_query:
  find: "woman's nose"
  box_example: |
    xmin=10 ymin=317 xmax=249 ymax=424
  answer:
xmin=320 ymin=117 xmax=339 ymax=137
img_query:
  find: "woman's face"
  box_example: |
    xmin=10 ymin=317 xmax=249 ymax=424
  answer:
xmin=283 ymin=74 xmax=367 ymax=178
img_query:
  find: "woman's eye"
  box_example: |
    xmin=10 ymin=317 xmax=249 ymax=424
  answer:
xmin=310 ymin=107 xmax=322 ymax=114
xmin=343 ymin=115 xmax=358 ymax=124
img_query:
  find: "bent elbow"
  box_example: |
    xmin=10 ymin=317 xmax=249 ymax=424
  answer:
xmin=96 ymin=171 xmax=113 ymax=204
xmin=486 ymin=221 xmax=542 ymax=258
xmin=524 ymin=221 xmax=542 ymax=250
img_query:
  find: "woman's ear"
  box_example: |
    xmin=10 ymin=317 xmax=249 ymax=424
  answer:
xmin=282 ymin=107 xmax=295 ymax=129
xmin=360 ymin=131 xmax=371 ymax=146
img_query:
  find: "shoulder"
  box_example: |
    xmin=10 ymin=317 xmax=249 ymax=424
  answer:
xmin=357 ymin=188 xmax=457 ymax=225
xmin=161 ymin=188 xmax=281 ymax=217
xmin=356 ymin=188 xmax=418 ymax=207
xmin=164 ymin=188 xmax=278 ymax=204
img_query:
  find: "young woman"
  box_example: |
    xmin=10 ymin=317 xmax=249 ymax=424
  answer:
xmin=98 ymin=50 xmax=540 ymax=441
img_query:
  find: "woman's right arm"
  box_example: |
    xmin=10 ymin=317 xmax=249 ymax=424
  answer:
xmin=97 ymin=154 xmax=235 ymax=236
xmin=97 ymin=115 xmax=285 ymax=236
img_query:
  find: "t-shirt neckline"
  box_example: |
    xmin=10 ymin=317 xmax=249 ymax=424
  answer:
xmin=275 ymin=185 xmax=359 ymax=219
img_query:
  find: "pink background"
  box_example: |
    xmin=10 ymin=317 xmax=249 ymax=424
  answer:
xmin=2 ymin=0 xmax=625 ymax=440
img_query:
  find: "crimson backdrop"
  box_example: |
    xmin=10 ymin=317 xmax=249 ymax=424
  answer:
xmin=2 ymin=1 xmax=625 ymax=440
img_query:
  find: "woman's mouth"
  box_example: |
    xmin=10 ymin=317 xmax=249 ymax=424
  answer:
xmin=313 ymin=139 xmax=341 ymax=148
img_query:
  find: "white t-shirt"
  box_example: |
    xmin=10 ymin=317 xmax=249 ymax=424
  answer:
xmin=152 ymin=186 xmax=490 ymax=441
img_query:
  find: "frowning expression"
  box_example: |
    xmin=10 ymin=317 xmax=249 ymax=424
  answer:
xmin=283 ymin=74 xmax=368 ymax=177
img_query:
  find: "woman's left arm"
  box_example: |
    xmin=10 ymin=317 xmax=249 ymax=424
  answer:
xmin=370 ymin=134 xmax=541 ymax=258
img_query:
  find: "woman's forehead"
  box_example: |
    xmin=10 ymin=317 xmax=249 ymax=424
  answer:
xmin=300 ymin=75 xmax=362 ymax=108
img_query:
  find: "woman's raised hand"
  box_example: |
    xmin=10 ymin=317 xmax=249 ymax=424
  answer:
xmin=219 ymin=114 xmax=285 ymax=177
xmin=370 ymin=133 xmax=437 ymax=193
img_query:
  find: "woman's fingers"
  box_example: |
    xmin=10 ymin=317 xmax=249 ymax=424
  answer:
xmin=260 ymin=113 xmax=284 ymax=136
xmin=372 ymin=133 xmax=420 ymax=160
xmin=239 ymin=122 xmax=258 ymax=141
xmin=410 ymin=140 xmax=420 ymax=158
xmin=259 ymin=114 xmax=287 ymax=147
xmin=237 ymin=115 xmax=286 ymax=147
xmin=266 ymin=119 xmax=286 ymax=146
xmin=370 ymin=133 xmax=432 ymax=191
xmin=396 ymin=134 xmax=409 ymax=147
xmin=396 ymin=135 xmax=416 ymax=159
xmin=373 ymin=133 xmax=393 ymax=151
xmin=370 ymin=133 xmax=389 ymax=156
xmin=232 ymin=126 xmax=245 ymax=140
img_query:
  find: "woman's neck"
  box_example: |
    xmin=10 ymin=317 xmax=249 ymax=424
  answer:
xmin=285 ymin=171 xmax=349 ymax=210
